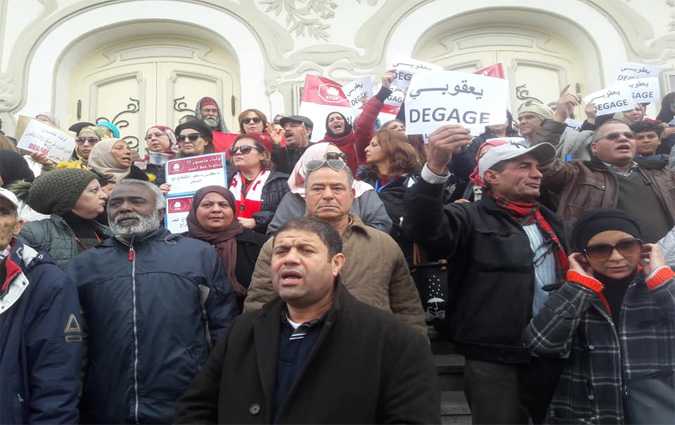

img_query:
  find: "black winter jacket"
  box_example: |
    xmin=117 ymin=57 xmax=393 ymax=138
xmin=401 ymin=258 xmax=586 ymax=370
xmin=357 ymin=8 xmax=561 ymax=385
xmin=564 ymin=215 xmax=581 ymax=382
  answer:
xmin=175 ymin=283 xmax=440 ymax=424
xmin=67 ymin=229 xmax=238 ymax=424
xmin=405 ymin=180 xmax=566 ymax=363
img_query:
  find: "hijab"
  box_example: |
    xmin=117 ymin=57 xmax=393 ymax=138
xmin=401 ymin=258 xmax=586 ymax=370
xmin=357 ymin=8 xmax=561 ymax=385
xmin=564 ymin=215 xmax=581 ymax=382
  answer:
xmin=186 ymin=186 xmax=246 ymax=296
xmin=287 ymin=142 xmax=373 ymax=198
xmin=324 ymin=112 xmax=352 ymax=138
xmin=88 ymin=138 xmax=131 ymax=183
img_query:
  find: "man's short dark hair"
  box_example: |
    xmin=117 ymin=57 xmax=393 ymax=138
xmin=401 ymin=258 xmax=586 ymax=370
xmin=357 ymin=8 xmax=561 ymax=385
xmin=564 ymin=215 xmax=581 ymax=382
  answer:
xmin=630 ymin=120 xmax=663 ymax=137
xmin=274 ymin=217 xmax=343 ymax=258
xmin=591 ymin=119 xmax=631 ymax=143
xmin=0 ymin=197 xmax=17 ymax=217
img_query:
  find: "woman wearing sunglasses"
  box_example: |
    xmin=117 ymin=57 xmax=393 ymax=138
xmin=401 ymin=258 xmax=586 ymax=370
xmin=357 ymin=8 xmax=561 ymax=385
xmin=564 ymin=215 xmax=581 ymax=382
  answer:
xmin=227 ymin=134 xmax=289 ymax=233
xmin=71 ymin=126 xmax=101 ymax=166
xmin=357 ymin=128 xmax=421 ymax=263
xmin=142 ymin=124 xmax=176 ymax=186
xmin=174 ymin=120 xmax=214 ymax=158
xmin=525 ymin=208 xmax=675 ymax=424
xmin=267 ymin=142 xmax=392 ymax=234
xmin=237 ymin=109 xmax=285 ymax=154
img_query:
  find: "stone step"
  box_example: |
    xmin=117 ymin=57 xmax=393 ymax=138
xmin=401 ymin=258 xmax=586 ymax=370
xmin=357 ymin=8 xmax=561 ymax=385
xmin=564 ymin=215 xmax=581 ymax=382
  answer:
xmin=441 ymin=390 xmax=471 ymax=424
xmin=435 ymin=353 xmax=465 ymax=391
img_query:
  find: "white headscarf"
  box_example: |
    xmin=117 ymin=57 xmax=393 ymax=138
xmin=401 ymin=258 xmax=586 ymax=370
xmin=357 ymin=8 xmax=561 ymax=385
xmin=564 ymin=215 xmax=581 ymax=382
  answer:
xmin=287 ymin=142 xmax=373 ymax=198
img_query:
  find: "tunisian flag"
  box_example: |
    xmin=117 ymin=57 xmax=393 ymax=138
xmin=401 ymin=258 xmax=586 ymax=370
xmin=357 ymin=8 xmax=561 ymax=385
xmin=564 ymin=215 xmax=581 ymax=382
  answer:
xmin=474 ymin=63 xmax=506 ymax=79
xmin=298 ymin=75 xmax=354 ymax=142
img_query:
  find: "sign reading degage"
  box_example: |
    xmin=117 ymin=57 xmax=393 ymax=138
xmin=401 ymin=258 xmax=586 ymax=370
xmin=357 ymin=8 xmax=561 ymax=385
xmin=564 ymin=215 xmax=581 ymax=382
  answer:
xmin=383 ymin=58 xmax=441 ymax=115
xmin=627 ymin=77 xmax=660 ymax=104
xmin=583 ymin=84 xmax=635 ymax=117
xmin=17 ymin=117 xmax=76 ymax=163
xmin=405 ymin=70 xmax=509 ymax=137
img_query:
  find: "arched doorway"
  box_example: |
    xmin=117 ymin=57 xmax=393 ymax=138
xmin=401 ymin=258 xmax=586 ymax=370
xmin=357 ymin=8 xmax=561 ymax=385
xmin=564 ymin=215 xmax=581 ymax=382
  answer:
xmin=55 ymin=21 xmax=240 ymax=152
xmin=412 ymin=8 xmax=600 ymax=114
xmin=19 ymin=0 xmax=268 ymax=134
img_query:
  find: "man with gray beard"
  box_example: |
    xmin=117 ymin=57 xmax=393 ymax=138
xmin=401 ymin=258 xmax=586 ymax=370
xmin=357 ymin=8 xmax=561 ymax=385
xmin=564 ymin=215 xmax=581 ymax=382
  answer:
xmin=195 ymin=96 xmax=231 ymax=153
xmin=67 ymin=179 xmax=238 ymax=424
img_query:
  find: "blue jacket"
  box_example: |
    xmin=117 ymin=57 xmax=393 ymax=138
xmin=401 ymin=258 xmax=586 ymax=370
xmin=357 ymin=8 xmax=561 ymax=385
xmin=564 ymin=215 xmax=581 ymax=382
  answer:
xmin=0 ymin=239 xmax=82 ymax=425
xmin=67 ymin=229 xmax=238 ymax=424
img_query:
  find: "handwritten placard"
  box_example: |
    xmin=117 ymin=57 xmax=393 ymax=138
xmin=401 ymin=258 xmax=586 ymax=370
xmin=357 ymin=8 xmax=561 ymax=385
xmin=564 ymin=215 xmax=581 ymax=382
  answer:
xmin=404 ymin=70 xmax=509 ymax=137
xmin=165 ymin=195 xmax=193 ymax=234
xmin=165 ymin=153 xmax=227 ymax=196
xmin=383 ymin=58 xmax=441 ymax=115
xmin=17 ymin=117 xmax=76 ymax=162
xmin=343 ymin=77 xmax=374 ymax=109
xmin=627 ymin=77 xmax=660 ymax=105
xmin=583 ymin=84 xmax=635 ymax=117
xmin=614 ymin=62 xmax=662 ymax=82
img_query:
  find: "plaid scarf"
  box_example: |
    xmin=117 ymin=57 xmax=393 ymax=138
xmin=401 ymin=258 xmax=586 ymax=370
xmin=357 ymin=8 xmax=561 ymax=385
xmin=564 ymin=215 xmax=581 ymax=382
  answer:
xmin=493 ymin=195 xmax=569 ymax=273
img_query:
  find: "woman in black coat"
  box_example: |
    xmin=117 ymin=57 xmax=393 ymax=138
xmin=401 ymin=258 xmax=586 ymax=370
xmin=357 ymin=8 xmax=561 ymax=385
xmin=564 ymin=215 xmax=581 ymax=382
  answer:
xmin=357 ymin=128 xmax=421 ymax=263
xmin=186 ymin=185 xmax=267 ymax=308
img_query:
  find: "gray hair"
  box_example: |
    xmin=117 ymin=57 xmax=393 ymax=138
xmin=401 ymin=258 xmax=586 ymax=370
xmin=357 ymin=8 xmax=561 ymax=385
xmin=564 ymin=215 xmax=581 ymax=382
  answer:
xmin=113 ymin=179 xmax=164 ymax=210
xmin=303 ymin=163 xmax=354 ymax=192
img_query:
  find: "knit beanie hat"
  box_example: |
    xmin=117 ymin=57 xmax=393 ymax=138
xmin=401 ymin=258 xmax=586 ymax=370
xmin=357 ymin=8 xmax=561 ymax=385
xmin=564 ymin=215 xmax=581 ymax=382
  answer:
xmin=571 ymin=208 xmax=642 ymax=252
xmin=174 ymin=119 xmax=213 ymax=143
xmin=517 ymin=100 xmax=553 ymax=120
xmin=22 ymin=169 xmax=97 ymax=215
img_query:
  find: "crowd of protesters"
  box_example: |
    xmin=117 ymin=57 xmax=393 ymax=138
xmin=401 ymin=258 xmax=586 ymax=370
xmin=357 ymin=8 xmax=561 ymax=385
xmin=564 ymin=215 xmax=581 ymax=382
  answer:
xmin=0 ymin=67 xmax=674 ymax=425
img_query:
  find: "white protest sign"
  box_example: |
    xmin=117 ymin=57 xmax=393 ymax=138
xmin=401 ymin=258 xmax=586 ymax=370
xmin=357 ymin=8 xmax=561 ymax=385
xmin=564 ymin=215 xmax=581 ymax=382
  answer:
xmin=383 ymin=58 xmax=441 ymax=115
xmin=404 ymin=70 xmax=509 ymax=137
xmin=166 ymin=195 xmax=193 ymax=234
xmin=343 ymin=77 xmax=374 ymax=109
xmin=17 ymin=117 xmax=76 ymax=162
xmin=627 ymin=77 xmax=660 ymax=104
xmin=615 ymin=62 xmax=662 ymax=82
xmin=583 ymin=84 xmax=635 ymax=117
xmin=165 ymin=153 xmax=227 ymax=197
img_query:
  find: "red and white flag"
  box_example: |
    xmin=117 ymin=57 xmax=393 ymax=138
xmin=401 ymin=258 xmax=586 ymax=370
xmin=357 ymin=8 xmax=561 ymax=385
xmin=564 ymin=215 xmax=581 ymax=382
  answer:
xmin=298 ymin=75 xmax=354 ymax=142
xmin=474 ymin=63 xmax=506 ymax=79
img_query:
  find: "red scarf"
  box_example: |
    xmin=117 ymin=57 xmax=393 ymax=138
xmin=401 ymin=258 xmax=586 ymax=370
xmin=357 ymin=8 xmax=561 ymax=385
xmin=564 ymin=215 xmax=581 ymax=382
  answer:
xmin=493 ymin=195 xmax=569 ymax=273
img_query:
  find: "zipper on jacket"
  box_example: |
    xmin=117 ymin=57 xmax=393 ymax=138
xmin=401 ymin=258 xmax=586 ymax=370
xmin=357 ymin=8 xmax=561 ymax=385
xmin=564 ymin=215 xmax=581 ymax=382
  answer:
xmin=128 ymin=241 xmax=140 ymax=424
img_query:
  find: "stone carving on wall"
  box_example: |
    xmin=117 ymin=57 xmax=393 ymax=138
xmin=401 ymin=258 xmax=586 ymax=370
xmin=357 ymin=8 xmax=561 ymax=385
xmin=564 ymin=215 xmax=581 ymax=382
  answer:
xmin=259 ymin=0 xmax=380 ymax=40
xmin=0 ymin=74 xmax=18 ymax=110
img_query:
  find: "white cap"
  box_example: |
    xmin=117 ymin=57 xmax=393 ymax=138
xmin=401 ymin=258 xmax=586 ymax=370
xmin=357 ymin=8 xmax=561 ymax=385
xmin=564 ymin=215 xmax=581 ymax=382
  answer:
xmin=0 ymin=188 xmax=19 ymax=210
xmin=478 ymin=141 xmax=556 ymax=180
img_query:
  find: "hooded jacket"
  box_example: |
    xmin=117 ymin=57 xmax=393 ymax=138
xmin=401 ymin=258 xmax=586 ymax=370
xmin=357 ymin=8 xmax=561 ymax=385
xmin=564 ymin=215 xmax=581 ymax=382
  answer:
xmin=67 ymin=229 xmax=238 ymax=424
xmin=0 ymin=239 xmax=82 ymax=425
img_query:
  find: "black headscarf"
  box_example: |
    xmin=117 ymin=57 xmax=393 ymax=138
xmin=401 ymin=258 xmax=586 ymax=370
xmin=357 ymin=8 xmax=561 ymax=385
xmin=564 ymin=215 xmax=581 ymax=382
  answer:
xmin=0 ymin=150 xmax=34 ymax=187
xmin=324 ymin=112 xmax=352 ymax=138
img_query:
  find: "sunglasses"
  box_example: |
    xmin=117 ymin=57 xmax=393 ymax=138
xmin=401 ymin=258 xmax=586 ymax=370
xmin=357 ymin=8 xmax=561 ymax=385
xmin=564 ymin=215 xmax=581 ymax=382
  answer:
xmin=603 ymin=131 xmax=634 ymax=141
xmin=305 ymin=152 xmax=348 ymax=173
xmin=231 ymin=145 xmax=260 ymax=155
xmin=76 ymin=137 xmax=99 ymax=145
xmin=177 ymin=133 xmax=202 ymax=143
xmin=584 ymin=237 xmax=642 ymax=261
xmin=241 ymin=117 xmax=262 ymax=125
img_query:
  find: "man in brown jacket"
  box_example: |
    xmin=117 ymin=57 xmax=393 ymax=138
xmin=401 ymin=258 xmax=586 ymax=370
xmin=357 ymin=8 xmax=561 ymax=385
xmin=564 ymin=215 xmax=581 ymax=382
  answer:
xmin=244 ymin=155 xmax=426 ymax=335
xmin=541 ymin=118 xmax=675 ymax=242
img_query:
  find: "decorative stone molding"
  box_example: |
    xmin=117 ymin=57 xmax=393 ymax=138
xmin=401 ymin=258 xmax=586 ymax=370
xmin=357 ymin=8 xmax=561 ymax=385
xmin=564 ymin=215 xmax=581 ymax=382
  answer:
xmin=260 ymin=0 xmax=337 ymax=40
xmin=0 ymin=73 xmax=18 ymax=110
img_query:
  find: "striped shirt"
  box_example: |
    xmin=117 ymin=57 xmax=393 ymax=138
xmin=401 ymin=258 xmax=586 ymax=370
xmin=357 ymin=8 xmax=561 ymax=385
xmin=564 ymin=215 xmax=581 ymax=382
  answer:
xmin=522 ymin=223 xmax=557 ymax=315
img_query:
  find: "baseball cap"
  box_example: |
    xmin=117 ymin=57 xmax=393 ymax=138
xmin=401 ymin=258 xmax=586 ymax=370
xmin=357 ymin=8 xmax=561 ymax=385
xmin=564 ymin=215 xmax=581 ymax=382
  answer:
xmin=478 ymin=141 xmax=556 ymax=180
xmin=280 ymin=115 xmax=314 ymax=129
xmin=0 ymin=187 xmax=19 ymax=210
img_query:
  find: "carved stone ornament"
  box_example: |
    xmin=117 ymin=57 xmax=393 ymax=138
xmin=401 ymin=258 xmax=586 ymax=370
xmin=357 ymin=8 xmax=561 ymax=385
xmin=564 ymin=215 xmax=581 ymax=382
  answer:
xmin=0 ymin=74 xmax=19 ymax=111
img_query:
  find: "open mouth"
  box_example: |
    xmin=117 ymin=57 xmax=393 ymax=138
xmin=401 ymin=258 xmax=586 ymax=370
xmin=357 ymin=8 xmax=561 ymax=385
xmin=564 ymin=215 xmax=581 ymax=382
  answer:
xmin=279 ymin=269 xmax=304 ymax=285
xmin=615 ymin=144 xmax=632 ymax=153
xmin=116 ymin=216 xmax=139 ymax=225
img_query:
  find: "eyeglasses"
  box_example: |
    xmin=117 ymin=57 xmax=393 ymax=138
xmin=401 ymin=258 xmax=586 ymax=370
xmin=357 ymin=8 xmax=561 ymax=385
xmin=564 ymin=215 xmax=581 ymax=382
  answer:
xmin=177 ymin=133 xmax=202 ymax=144
xmin=241 ymin=117 xmax=262 ymax=125
xmin=231 ymin=145 xmax=260 ymax=155
xmin=584 ymin=238 xmax=642 ymax=261
xmin=602 ymin=131 xmax=634 ymax=141
xmin=305 ymin=152 xmax=348 ymax=173
xmin=76 ymin=137 xmax=99 ymax=145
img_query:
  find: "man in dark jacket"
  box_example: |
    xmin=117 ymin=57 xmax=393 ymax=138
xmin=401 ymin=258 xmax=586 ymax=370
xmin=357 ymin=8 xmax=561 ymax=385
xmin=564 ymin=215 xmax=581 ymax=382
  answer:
xmin=541 ymin=119 xmax=675 ymax=242
xmin=176 ymin=217 xmax=439 ymax=424
xmin=274 ymin=115 xmax=313 ymax=173
xmin=67 ymin=180 xmax=238 ymax=424
xmin=405 ymin=125 xmax=565 ymax=424
xmin=0 ymin=188 xmax=82 ymax=424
